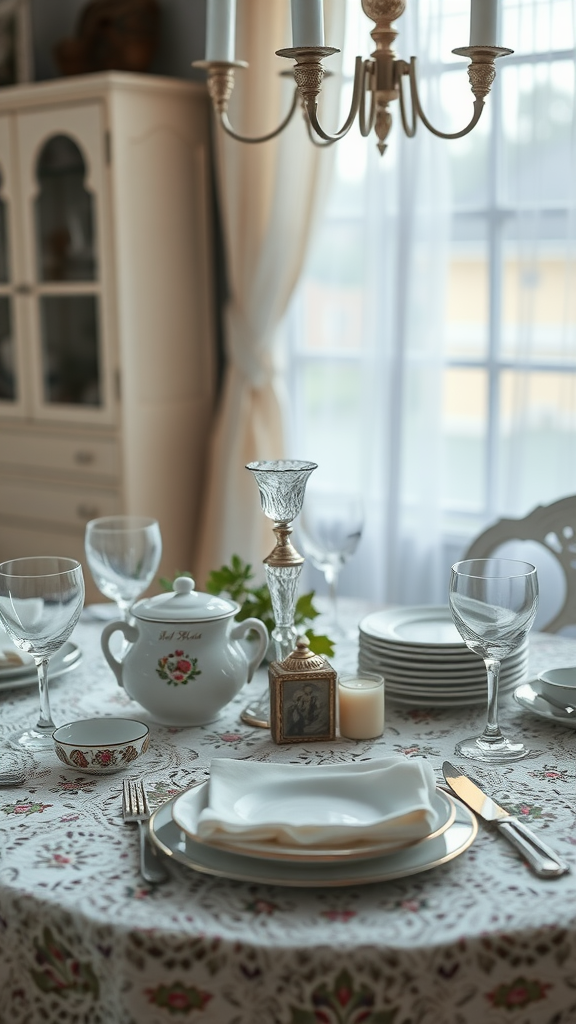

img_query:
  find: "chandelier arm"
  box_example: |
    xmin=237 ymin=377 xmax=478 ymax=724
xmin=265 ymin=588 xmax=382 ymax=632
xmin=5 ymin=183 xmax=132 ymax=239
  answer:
xmin=218 ymin=87 xmax=300 ymax=144
xmin=408 ymin=57 xmax=484 ymax=140
xmin=305 ymin=116 xmax=337 ymax=147
xmin=305 ymin=55 xmax=366 ymax=143
xmin=397 ymin=63 xmax=417 ymax=138
xmin=358 ymin=61 xmax=376 ymax=138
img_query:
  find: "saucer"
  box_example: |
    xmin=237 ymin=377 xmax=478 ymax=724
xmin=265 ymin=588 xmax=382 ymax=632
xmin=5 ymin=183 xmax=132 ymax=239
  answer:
xmin=514 ymin=680 xmax=576 ymax=729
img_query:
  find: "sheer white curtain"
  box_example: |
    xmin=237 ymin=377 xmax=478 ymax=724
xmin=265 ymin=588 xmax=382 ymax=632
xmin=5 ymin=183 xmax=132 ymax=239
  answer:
xmin=195 ymin=0 xmax=345 ymax=585
xmin=288 ymin=0 xmax=576 ymax=609
xmin=287 ymin=0 xmax=451 ymax=604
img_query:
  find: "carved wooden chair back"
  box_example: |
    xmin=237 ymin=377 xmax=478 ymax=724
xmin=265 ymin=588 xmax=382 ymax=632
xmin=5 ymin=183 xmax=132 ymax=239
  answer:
xmin=463 ymin=495 xmax=576 ymax=633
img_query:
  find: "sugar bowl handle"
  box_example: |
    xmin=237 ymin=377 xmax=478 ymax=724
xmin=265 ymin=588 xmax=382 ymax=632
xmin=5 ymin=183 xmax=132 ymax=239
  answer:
xmin=230 ymin=618 xmax=269 ymax=682
xmin=101 ymin=621 xmax=139 ymax=687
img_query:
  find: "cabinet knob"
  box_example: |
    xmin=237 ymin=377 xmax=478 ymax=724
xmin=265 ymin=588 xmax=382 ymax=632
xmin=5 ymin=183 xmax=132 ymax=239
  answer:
xmin=74 ymin=450 xmax=96 ymax=465
xmin=77 ymin=504 xmax=100 ymax=520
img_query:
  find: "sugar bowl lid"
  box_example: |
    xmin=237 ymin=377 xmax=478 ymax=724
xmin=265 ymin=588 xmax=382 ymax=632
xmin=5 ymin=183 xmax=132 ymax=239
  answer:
xmin=133 ymin=576 xmax=237 ymax=622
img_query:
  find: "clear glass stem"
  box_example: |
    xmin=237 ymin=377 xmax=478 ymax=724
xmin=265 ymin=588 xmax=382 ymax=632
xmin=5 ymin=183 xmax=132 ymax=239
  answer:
xmin=324 ymin=566 xmax=340 ymax=632
xmin=35 ymin=656 xmax=56 ymax=733
xmin=117 ymin=599 xmax=133 ymax=658
xmin=481 ymin=657 xmax=503 ymax=742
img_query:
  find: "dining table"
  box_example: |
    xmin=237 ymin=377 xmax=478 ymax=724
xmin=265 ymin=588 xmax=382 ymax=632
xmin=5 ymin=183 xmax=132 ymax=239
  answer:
xmin=0 ymin=604 xmax=575 ymax=1024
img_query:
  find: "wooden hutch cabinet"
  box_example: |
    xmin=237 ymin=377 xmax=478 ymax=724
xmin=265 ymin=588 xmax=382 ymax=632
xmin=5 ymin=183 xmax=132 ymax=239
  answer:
xmin=0 ymin=72 xmax=215 ymax=601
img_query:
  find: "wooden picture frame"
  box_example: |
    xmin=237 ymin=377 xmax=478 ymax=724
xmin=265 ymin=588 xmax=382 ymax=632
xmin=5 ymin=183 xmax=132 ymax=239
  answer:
xmin=0 ymin=0 xmax=33 ymax=86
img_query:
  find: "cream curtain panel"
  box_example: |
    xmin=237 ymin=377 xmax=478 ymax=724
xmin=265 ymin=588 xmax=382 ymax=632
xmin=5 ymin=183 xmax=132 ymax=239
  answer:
xmin=195 ymin=0 xmax=345 ymax=585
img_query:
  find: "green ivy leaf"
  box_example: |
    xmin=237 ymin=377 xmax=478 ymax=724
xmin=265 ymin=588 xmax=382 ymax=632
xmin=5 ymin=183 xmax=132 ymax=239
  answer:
xmin=305 ymin=630 xmax=335 ymax=658
xmin=295 ymin=591 xmax=320 ymax=625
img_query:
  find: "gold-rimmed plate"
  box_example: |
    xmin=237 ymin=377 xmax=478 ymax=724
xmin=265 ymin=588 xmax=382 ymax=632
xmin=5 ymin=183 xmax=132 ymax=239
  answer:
xmin=169 ymin=781 xmax=456 ymax=863
xmin=149 ymin=794 xmax=476 ymax=887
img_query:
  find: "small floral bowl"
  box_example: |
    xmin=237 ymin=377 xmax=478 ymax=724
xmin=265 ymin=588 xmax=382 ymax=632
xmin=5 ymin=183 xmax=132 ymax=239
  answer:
xmin=52 ymin=718 xmax=150 ymax=774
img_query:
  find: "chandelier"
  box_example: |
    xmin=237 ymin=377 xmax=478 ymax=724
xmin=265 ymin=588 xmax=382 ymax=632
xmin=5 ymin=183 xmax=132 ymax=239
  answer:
xmin=194 ymin=0 xmax=512 ymax=155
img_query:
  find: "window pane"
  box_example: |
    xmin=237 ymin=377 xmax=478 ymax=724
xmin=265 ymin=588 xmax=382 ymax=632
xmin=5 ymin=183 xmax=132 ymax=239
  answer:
xmin=0 ymin=296 xmax=14 ymax=400
xmin=502 ymin=0 xmax=575 ymax=57
xmin=294 ymin=361 xmax=366 ymax=487
xmin=501 ymin=237 xmax=576 ymax=362
xmin=441 ymin=367 xmax=487 ymax=509
xmin=0 ymin=167 xmax=9 ymax=283
xmin=299 ymin=221 xmax=365 ymax=354
xmin=498 ymin=370 xmax=576 ymax=511
xmin=40 ymin=295 xmax=101 ymax=406
xmin=441 ymin=71 xmax=491 ymax=208
xmin=500 ymin=60 xmax=575 ymax=206
xmin=445 ymin=224 xmax=489 ymax=359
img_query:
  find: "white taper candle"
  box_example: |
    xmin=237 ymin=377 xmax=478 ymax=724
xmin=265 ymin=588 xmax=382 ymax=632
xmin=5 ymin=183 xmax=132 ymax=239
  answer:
xmin=469 ymin=0 xmax=498 ymax=46
xmin=291 ymin=0 xmax=325 ymax=47
xmin=206 ymin=0 xmax=237 ymax=62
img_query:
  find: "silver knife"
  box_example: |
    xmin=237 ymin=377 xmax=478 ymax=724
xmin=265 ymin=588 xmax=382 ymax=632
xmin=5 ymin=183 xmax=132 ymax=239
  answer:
xmin=443 ymin=761 xmax=570 ymax=878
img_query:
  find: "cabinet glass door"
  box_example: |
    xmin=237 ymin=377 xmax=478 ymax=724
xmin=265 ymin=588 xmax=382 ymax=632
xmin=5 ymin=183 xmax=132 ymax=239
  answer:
xmin=35 ymin=134 xmax=101 ymax=407
xmin=17 ymin=101 xmax=112 ymax=423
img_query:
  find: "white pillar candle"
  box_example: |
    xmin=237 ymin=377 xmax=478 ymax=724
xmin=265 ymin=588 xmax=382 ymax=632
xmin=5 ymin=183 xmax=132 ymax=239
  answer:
xmin=206 ymin=0 xmax=236 ymax=62
xmin=469 ymin=0 xmax=498 ymax=46
xmin=291 ymin=0 xmax=325 ymax=48
xmin=338 ymin=674 xmax=384 ymax=740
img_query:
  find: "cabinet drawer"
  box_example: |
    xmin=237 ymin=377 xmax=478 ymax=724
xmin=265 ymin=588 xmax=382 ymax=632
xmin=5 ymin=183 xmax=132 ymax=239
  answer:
xmin=0 ymin=479 xmax=121 ymax=530
xmin=0 ymin=431 xmax=121 ymax=479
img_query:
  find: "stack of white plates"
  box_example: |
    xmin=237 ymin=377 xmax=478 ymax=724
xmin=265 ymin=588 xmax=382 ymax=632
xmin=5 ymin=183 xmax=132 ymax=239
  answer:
xmin=358 ymin=605 xmax=529 ymax=707
xmin=0 ymin=631 xmax=82 ymax=694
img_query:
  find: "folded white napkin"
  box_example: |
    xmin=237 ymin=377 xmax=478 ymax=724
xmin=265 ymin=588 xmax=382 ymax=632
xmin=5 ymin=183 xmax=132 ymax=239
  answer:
xmin=195 ymin=756 xmax=439 ymax=849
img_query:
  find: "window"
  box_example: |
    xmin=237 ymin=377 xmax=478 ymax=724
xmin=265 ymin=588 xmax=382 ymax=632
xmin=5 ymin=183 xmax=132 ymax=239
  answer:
xmin=285 ymin=0 xmax=576 ymax=604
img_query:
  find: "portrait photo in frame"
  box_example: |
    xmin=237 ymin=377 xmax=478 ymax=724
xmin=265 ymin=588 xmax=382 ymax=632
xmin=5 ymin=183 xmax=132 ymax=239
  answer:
xmin=268 ymin=638 xmax=337 ymax=745
xmin=0 ymin=0 xmax=33 ymax=86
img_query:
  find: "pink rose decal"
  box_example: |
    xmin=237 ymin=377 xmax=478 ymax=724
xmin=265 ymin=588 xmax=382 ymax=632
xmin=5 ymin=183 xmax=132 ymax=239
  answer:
xmin=156 ymin=651 xmax=201 ymax=686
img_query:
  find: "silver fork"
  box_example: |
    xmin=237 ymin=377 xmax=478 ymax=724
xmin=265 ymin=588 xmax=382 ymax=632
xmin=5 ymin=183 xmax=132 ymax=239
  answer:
xmin=122 ymin=779 xmax=168 ymax=885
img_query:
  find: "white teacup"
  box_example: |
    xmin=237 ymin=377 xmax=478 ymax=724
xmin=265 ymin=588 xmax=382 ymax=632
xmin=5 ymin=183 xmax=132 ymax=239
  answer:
xmin=537 ymin=666 xmax=576 ymax=706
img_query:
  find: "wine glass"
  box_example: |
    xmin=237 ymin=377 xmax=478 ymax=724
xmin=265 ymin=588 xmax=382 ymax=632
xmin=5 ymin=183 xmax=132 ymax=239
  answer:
xmin=298 ymin=492 xmax=364 ymax=637
xmin=449 ymin=557 xmax=538 ymax=763
xmin=0 ymin=557 xmax=85 ymax=750
xmin=85 ymin=515 xmax=162 ymax=622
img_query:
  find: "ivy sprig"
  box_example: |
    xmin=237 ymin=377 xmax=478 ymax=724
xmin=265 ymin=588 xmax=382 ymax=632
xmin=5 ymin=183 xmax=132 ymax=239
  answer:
xmin=160 ymin=556 xmax=334 ymax=658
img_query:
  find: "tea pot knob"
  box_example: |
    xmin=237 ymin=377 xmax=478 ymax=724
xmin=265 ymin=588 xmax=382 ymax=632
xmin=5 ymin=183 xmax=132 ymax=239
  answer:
xmin=173 ymin=576 xmax=195 ymax=594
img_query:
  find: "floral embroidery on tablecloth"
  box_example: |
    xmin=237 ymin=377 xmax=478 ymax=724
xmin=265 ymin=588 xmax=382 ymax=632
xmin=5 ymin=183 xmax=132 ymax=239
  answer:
xmin=1 ymin=800 xmax=52 ymax=816
xmin=288 ymin=969 xmax=400 ymax=1024
xmin=486 ymin=977 xmax=552 ymax=1009
xmin=145 ymin=981 xmax=212 ymax=1013
xmin=31 ymin=927 xmax=99 ymax=999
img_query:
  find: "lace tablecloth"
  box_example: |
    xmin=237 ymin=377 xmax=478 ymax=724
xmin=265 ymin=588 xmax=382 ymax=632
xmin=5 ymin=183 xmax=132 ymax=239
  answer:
xmin=0 ymin=613 xmax=575 ymax=1024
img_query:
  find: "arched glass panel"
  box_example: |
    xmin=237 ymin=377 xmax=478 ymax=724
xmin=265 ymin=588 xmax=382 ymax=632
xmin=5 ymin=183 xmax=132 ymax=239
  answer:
xmin=0 ymin=295 xmax=14 ymax=400
xmin=35 ymin=135 xmax=97 ymax=281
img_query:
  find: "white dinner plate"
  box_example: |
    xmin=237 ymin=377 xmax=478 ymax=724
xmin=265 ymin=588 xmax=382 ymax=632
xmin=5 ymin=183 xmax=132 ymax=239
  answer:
xmin=384 ymin=679 xmax=521 ymax=708
xmin=358 ymin=652 xmax=528 ymax=683
xmin=150 ymin=794 xmax=477 ymax=887
xmin=514 ymin=680 xmax=576 ymax=730
xmin=0 ymin=642 xmax=82 ymax=693
xmin=171 ymin=781 xmax=456 ymax=863
xmin=359 ymin=633 xmax=528 ymax=666
xmin=359 ymin=606 xmax=466 ymax=648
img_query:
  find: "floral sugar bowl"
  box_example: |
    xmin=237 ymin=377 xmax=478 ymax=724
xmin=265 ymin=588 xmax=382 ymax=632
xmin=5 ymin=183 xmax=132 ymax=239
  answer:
xmin=101 ymin=577 xmax=269 ymax=725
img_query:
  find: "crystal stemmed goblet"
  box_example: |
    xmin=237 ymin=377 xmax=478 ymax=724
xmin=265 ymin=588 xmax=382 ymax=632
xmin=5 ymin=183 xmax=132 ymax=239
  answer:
xmin=0 ymin=557 xmax=85 ymax=750
xmin=242 ymin=460 xmax=317 ymax=728
xmin=449 ymin=557 xmax=538 ymax=763
xmin=298 ymin=492 xmax=364 ymax=638
xmin=85 ymin=515 xmax=162 ymax=621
